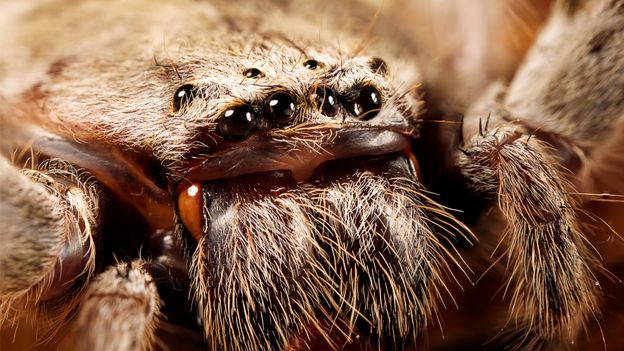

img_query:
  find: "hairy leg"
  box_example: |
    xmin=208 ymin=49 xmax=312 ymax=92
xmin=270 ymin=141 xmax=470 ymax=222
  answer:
xmin=457 ymin=126 xmax=598 ymax=347
xmin=455 ymin=2 xmax=624 ymax=345
xmin=0 ymin=156 xmax=97 ymax=330
xmin=60 ymin=259 xmax=161 ymax=351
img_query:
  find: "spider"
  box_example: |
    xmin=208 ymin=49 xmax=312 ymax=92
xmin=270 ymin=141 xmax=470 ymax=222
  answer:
xmin=1 ymin=0 xmax=623 ymax=350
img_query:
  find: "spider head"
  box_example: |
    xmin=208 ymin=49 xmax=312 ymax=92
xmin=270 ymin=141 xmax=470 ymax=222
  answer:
xmin=31 ymin=32 xmax=448 ymax=350
xmin=168 ymin=38 xmax=442 ymax=351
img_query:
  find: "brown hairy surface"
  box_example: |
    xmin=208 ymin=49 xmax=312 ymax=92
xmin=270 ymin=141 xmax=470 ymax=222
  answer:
xmin=59 ymin=260 xmax=161 ymax=351
xmin=1 ymin=0 xmax=623 ymax=350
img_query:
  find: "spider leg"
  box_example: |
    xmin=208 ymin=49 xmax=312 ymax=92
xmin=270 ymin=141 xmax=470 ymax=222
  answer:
xmin=452 ymin=1 xmax=624 ymax=347
xmin=59 ymin=259 xmax=161 ymax=351
xmin=457 ymin=126 xmax=598 ymax=347
xmin=0 ymin=155 xmax=98 ymax=327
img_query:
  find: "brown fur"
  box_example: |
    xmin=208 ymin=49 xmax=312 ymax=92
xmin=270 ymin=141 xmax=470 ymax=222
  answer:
xmin=59 ymin=260 xmax=161 ymax=351
xmin=1 ymin=0 xmax=623 ymax=350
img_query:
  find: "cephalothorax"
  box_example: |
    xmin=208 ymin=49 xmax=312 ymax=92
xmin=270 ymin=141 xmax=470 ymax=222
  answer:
xmin=1 ymin=0 xmax=623 ymax=350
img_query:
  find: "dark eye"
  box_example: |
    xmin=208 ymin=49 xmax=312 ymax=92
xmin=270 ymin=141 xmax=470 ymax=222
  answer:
xmin=313 ymin=87 xmax=339 ymax=117
xmin=267 ymin=92 xmax=298 ymax=124
xmin=243 ymin=67 xmax=264 ymax=78
xmin=303 ymin=59 xmax=320 ymax=70
xmin=218 ymin=105 xmax=257 ymax=139
xmin=172 ymin=84 xmax=197 ymax=113
xmin=369 ymin=57 xmax=388 ymax=76
xmin=344 ymin=85 xmax=382 ymax=120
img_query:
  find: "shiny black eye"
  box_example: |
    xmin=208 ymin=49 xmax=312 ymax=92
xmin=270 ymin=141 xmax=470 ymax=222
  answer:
xmin=344 ymin=85 xmax=382 ymax=120
xmin=313 ymin=87 xmax=339 ymax=117
xmin=267 ymin=92 xmax=297 ymax=124
xmin=172 ymin=84 xmax=197 ymax=113
xmin=304 ymin=59 xmax=320 ymax=70
xmin=243 ymin=67 xmax=264 ymax=78
xmin=218 ymin=105 xmax=256 ymax=139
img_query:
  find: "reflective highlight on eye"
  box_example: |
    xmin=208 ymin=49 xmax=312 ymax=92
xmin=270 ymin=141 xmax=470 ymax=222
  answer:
xmin=218 ymin=105 xmax=257 ymax=139
xmin=172 ymin=84 xmax=197 ymax=113
xmin=303 ymin=59 xmax=320 ymax=70
xmin=313 ymin=87 xmax=339 ymax=117
xmin=267 ymin=92 xmax=297 ymax=124
xmin=344 ymin=85 xmax=382 ymax=120
xmin=243 ymin=67 xmax=264 ymax=78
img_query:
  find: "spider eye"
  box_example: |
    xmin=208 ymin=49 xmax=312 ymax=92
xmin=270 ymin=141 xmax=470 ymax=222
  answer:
xmin=218 ymin=105 xmax=257 ymax=139
xmin=304 ymin=59 xmax=320 ymax=70
xmin=267 ymin=92 xmax=298 ymax=124
xmin=243 ymin=67 xmax=264 ymax=78
xmin=313 ymin=87 xmax=339 ymax=117
xmin=172 ymin=84 xmax=199 ymax=113
xmin=369 ymin=57 xmax=388 ymax=76
xmin=344 ymin=85 xmax=382 ymax=120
